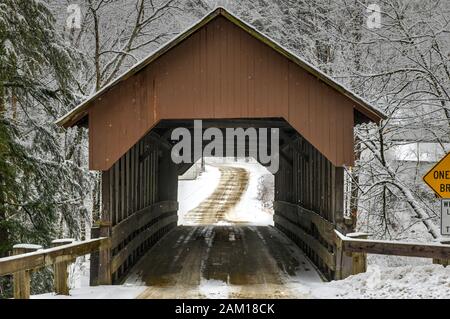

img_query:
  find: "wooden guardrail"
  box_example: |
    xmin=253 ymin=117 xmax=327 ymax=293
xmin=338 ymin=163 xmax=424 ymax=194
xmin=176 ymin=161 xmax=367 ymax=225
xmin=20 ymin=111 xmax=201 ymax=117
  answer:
xmin=335 ymin=230 xmax=450 ymax=278
xmin=274 ymin=201 xmax=450 ymax=281
xmin=108 ymin=200 xmax=178 ymax=282
xmin=0 ymin=237 xmax=110 ymax=299
xmin=274 ymin=201 xmax=337 ymax=280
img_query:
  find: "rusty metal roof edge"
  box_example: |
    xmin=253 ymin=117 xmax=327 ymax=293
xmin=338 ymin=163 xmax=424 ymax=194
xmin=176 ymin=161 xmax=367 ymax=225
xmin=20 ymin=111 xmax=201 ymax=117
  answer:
xmin=55 ymin=7 xmax=386 ymax=128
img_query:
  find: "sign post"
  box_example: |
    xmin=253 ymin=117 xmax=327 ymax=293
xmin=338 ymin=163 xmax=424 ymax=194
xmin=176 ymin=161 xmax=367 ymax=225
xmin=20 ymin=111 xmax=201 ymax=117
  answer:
xmin=423 ymin=153 xmax=450 ymax=235
xmin=442 ymin=199 xmax=450 ymax=236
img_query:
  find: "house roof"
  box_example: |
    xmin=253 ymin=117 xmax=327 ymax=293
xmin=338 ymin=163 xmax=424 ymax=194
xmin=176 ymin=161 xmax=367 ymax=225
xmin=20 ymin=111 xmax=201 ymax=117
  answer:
xmin=56 ymin=7 xmax=386 ymax=128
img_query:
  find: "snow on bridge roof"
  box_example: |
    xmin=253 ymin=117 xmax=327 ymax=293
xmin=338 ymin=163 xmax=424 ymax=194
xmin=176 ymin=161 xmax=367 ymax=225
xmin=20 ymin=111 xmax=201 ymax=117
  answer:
xmin=56 ymin=7 xmax=386 ymax=128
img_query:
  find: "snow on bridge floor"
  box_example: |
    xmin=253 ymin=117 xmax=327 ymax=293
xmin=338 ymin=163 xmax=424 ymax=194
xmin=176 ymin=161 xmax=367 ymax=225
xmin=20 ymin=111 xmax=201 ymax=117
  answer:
xmin=126 ymin=225 xmax=323 ymax=299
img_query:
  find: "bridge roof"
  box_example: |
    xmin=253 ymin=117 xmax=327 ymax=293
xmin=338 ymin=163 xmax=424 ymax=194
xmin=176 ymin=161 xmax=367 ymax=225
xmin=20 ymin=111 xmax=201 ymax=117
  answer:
xmin=56 ymin=7 xmax=385 ymax=128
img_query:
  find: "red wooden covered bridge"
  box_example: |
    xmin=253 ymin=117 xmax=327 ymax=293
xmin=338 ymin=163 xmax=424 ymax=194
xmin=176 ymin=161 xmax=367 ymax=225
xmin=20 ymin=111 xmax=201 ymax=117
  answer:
xmin=54 ymin=8 xmax=386 ymax=284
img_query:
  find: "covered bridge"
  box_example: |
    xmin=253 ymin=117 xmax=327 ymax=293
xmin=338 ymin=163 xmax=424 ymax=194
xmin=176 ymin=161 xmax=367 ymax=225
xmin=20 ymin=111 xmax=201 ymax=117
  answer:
xmin=57 ymin=8 xmax=384 ymax=284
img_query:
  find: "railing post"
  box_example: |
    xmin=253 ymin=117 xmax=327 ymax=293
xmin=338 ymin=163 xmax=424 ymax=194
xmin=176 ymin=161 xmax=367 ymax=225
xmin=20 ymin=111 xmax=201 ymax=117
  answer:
xmin=51 ymin=239 xmax=75 ymax=295
xmin=90 ymin=222 xmax=112 ymax=286
xmin=433 ymin=239 xmax=450 ymax=267
xmin=334 ymin=231 xmax=369 ymax=280
xmin=346 ymin=232 xmax=369 ymax=275
xmin=12 ymin=244 xmax=42 ymax=299
xmin=334 ymin=232 xmax=353 ymax=280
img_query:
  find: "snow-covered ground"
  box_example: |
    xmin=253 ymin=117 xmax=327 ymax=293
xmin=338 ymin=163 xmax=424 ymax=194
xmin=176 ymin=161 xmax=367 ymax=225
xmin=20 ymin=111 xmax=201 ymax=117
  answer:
xmin=177 ymin=164 xmax=221 ymax=225
xmin=308 ymin=264 xmax=450 ymax=299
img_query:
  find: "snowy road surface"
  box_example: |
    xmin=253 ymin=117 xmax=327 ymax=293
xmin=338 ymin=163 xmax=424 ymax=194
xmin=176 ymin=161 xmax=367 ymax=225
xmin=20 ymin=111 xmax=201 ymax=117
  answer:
xmin=183 ymin=166 xmax=250 ymax=225
xmin=125 ymin=225 xmax=323 ymax=299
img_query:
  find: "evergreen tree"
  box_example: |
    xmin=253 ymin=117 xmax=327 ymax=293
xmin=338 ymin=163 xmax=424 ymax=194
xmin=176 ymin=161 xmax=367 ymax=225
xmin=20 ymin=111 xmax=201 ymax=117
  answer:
xmin=0 ymin=0 xmax=89 ymax=298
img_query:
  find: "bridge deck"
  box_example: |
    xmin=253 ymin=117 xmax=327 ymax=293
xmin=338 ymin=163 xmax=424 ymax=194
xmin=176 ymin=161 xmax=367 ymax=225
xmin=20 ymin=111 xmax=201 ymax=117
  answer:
xmin=124 ymin=225 xmax=323 ymax=298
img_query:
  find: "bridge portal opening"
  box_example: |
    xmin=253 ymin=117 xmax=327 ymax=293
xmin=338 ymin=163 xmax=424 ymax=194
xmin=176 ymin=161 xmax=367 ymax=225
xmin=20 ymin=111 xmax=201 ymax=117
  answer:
xmin=178 ymin=157 xmax=275 ymax=226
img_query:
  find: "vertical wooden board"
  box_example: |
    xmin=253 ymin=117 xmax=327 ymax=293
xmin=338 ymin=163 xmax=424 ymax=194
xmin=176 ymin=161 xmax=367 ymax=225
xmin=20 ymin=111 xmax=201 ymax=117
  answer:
xmin=215 ymin=19 xmax=226 ymax=118
xmin=191 ymin=31 xmax=201 ymax=117
xmin=252 ymin=37 xmax=263 ymax=117
xmin=101 ymin=171 xmax=111 ymax=223
xmin=135 ymin=71 xmax=144 ymax=134
xmin=117 ymin=81 xmax=130 ymax=164
xmin=330 ymin=165 xmax=336 ymax=224
xmin=88 ymin=112 xmax=94 ymax=169
xmin=182 ymin=37 xmax=195 ymax=117
xmin=303 ymin=143 xmax=308 ymax=208
xmin=321 ymin=83 xmax=331 ymax=160
xmin=126 ymin=151 xmax=131 ymax=218
xmin=89 ymin=99 xmax=109 ymax=168
xmin=187 ymin=34 xmax=196 ymax=117
xmin=336 ymin=95 xmax=345 ymax=165
xmin=322 ymin=157 xmax=327 ymax=219
xmin=129 ymin=146 xmax=135 ymax=214
xmin=309 ymin=146 xmax=314 ymax=211
xmin=211 ymin=19 xmax=221 ymax=117
xmin=328 ymin=90 xmax=338 ymax=168
xmin=288 ymin=64 xmax=306 ymax=137
xmin=156 ymin=49 xmax=170 ymax=119
xmin=109 ymin=168 xmax=114 ymax=224
xmin=154 ymin=149 xmax=157 ymax=203
xmin=150 ymin=149 xmax=154 ymax=204
xmin=334 ymin=167 xmax=345 ymax=226
xmin=134 ymin=144 xmax=139 ymax=212
xmin=328 ymin=161 xmax=332 ymax=220
xmin=259 ymin=41 xmax=268 ymax=116
xmin=114 ymin=162 xmax=120 ymax=226
xmin=307 ymin=74 xmax=317 ymax=148
xmin=168 ymin=46 xmax=183 ymax=119
xmin=239 ymin=28 xmax=249 ymax=118
xmin=302 ymin=70 xmax=311 ymax=140
xmin=277 ymin=57 xmax=290 ymax=119
xmin=195 ymin=29 xmax=202 ymax=117
xmin=219 ymin=17 xmax=227 ymax=117
xmin=226 ymin=24 xmax=240 ymax=117
xmin=154 ymin=147 xmax=159 ymax=201
xmin=143 ymin=138 xmax=149 ymax=208
xmin=287 ymin=62 xmax=296 ymax=127
xmin=138 ymin=140 xmax=143 ymax=210
xmin=343 ymin=102 xmax=355 ymax=165
xmin=153 ymin=149 xmax=157 ymax=203
xmin=293 ymin=150 xmax=297 ymax=202
xmin=231 ymin=21 xmax=240 ymax=116
xmin=247 ymin=31 xmax=255 ymax=117
xmin=120 ymin=157 xmax=126 ymax=222
xmin=142 ymin=68 xmax=153 ymax=131
xmin=149 ymin=141 xmax=153 ymax=205
xmin=149 ymin=148 xmax=153 ymax=205
xmin=205 ymin=23 xmax=214 ymax=117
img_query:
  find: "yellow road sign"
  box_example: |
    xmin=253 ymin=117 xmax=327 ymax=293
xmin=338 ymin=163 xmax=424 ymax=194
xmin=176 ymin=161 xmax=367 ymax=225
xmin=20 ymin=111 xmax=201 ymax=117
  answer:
xmin=423 ymin=153 xmax=450 ymax=198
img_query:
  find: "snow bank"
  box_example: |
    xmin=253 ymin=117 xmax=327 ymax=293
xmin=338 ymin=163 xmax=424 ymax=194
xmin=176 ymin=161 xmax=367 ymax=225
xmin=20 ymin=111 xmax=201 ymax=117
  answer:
xmin=309 ymin=264 xmax=450 ymax=299
xmin=178 ymin=164 xmax=221 ymax=225
xmin=220 ymin=161 xmax=274 ymax=226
